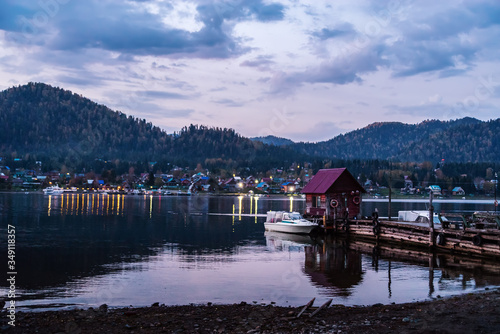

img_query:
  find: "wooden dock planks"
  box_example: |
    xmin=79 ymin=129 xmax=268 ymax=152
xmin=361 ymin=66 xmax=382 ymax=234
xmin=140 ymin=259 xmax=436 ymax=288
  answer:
xmin=322 ymin=219 xmax=500 ymax=259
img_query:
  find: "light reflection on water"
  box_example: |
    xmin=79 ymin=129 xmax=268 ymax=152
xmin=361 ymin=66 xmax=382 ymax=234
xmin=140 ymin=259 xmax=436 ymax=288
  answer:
xmin=0 ymin=193 xmax=499 ymax=311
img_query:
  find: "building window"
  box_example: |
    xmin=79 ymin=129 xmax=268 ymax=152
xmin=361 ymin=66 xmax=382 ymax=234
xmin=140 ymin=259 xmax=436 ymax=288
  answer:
xmin=312 ymin=196 xmax=321 ymax=208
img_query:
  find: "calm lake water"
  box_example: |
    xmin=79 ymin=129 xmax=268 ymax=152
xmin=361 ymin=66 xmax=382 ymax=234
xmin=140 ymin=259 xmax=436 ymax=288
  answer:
xmin=0 ymin=193 xmax=499 ymax=311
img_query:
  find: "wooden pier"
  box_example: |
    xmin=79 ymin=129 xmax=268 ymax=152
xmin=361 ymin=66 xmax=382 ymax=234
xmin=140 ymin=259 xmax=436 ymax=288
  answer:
xmin=319 ymin=216 xmax=500 ymax=259
xmin=301 ymin=167 xmax=500 ymax=259
xmin=309 ymin=236 xmax=500 ymax=292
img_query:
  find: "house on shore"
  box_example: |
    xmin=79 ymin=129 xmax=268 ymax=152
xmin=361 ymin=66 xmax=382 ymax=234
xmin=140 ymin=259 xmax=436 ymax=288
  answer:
xmin=302 ymin=168 xmax=365 ymax=220
xmin=452 ymin=186 xmax=466 ymax=196
xmin=428 ymin=185 xmax=442 ymax=195
xmin=256 ymin=182 xmax=269 ymax=192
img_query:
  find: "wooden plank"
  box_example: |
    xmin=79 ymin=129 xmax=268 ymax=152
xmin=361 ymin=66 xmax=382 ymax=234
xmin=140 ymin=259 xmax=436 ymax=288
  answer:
xmin=296 ymin=298 xmax=315 ymax=318
xmin=328 ymin=218 xmax=500 ymax=258
xmin=309 ymin=299 xmax=333 ymax=317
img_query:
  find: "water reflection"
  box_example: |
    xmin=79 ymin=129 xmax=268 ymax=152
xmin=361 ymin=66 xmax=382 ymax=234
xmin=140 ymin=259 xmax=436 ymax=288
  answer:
xmin=0 ymin=194 xmax=267 ymax=293
xmin=301 ymin=237 xmax=500 ymax=302
xmin=265 ymin=231 xmax=315 ymax=251
xmin=304 ymin=241 xmax=363 ymax=297
xmin=1 ymin=193 xmax=500 ymax=310
xmin=45 ymin=193 xmax=127 ymax=216
xmin=17 ymin=193 xmax=295 ymax=220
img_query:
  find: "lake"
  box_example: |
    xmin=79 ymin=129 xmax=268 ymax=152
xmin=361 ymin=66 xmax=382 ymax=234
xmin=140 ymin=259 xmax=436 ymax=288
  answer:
xmin=0 ymin=193 xmax=499 ymax=311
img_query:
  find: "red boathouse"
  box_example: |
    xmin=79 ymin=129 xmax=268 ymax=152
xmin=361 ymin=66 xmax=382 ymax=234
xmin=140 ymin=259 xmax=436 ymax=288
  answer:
xmin=302 ymin=168 xmax=366 ymax=220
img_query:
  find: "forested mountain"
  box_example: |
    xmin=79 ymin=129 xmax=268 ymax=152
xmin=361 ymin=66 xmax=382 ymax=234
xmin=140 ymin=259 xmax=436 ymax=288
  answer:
xmin=399 ymin=119 xmax=500 ymax=162
xmin=0 ymin=83 xmax=305 ymax=172
xmin=292 ymin=117 xmax=499 ymax=162
xmin=0 ymin=83 xmax=498 ymax=176
xmin=0 ymin=82 xmax=171 ymax=162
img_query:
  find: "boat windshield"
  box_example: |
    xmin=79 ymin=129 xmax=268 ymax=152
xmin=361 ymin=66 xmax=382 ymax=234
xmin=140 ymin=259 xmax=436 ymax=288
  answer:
xmin=290 ymin=213 xmax=302 ymax=220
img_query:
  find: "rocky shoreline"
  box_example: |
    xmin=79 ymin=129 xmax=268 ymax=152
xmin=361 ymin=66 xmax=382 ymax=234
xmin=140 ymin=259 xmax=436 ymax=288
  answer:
xmin=2 ymin=289 xmax=500 ymax=333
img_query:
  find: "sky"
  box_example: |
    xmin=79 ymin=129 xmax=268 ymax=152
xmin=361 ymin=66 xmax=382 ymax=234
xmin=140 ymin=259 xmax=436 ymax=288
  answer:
xmin=0 ymin=0 xmax=499 ymax=142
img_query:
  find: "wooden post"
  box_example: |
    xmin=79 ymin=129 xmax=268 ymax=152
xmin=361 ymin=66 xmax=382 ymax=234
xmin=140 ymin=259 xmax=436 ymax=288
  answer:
xmin=333 ymin=207 xmax=337 ymax=232
xmin=387 ymin=163 xmax=392 ymax=221
xmin=326 ymin=195 xmax=331 ymax=217
xmin=428 ymin=192 xmax=435 ymax=247
xmin=428 ymin=254 xmax=435 ymax=297
xmin=388 ymin=175 xmax=392 ymax=221
xmin=495 ymin=172 xmax=497 ymax=213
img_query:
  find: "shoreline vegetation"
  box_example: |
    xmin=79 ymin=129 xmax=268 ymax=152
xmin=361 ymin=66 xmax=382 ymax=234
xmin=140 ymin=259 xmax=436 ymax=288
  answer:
xmin=2 ymin=289 xmax=500 ymax=333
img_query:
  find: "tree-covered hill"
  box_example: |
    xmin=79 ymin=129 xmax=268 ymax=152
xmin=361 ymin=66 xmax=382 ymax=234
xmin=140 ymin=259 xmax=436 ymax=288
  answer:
xmin=0 ymin=82 xmax=498 ymax=174
xmin=0 ymin=82 xmax=172 ymax=162
xmin=0 ymin=83 xmax=305 ymax=171
xmin=399 ymin=119 xmax=500 ymax=162
xmin=292 ymin=117 xmax=498 ymax=163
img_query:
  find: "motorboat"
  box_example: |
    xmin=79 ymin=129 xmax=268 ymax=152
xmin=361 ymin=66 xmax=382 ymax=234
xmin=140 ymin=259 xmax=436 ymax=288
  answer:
xmin=264 ymin=211 xmax=319 ymax=235
xmin=398 ymin=210 xmax=448 ymax=225
xmin=43 ymin=186 xmax=64 ymax=195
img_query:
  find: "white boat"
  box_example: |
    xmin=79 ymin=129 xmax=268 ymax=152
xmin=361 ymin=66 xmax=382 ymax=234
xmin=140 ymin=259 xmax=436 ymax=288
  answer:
xmin=43 ymin=186 xmax=64 ymax=195
xmin=398 ymin=210 xmax=448 ymax=225
xmin=264 ymin=211 xmax=319 ymax=235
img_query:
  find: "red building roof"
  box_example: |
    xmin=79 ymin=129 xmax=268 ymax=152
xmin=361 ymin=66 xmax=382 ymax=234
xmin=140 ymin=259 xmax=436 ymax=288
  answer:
xmin=301 ymin=168 xmax=365 ymax=194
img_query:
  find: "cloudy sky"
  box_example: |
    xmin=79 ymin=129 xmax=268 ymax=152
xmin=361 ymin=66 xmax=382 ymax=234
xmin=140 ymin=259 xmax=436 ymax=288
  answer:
xmin=0 ymin=0 xmax=499 ymax=142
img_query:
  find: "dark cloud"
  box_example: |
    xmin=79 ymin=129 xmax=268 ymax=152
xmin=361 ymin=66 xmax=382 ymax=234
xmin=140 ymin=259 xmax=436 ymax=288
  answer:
xmin=249 ymin=3 xmax=285 ymax=21
xmin=386 ymin=1 xmax=500 ymax=77
xmin=311 ymin=24 xmax=355 ymax=40
xmin=213 ymin=98 xmax=244 ymax=107
xmin=438 ymin=69 xmax=468 ymax=78
xmin=138 ymin=90 xmax=190 ymax=100
xmin=269 ymin=46 xmax=384 ymax=96
xmin=159 ymin=109 xmax=195 ymax=118
xmin=209 ymin=86 xmax=227 ymax=92
xmin=302 ymin=47 xmax=383 ymax=84
xmin=240 ymin=55 xmax=275 ymax=71
xmin=55 ymin=74 xmax=106 ymax=87
xmin=196 ymin=0 xmax=284 ymax=24
xmin=0 ymin=2 xmax=33 ymax=32
xmin=1 ymin=0 xmax=286 ymax=59
xmin=2 ymin=0 xmax=499 ymax=112
xmin=385 ymin=103 xmax=447 ymax=118
xmin=267 ymin=0 xmax=500 ymax=97
xmin=389 ymin=38 xmax=476 ymax=77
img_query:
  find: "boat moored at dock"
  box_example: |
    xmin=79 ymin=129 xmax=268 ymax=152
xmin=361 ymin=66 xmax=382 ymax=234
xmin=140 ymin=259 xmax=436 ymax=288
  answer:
xmin=265 ymin=211 xmax=319 ymax=235
xmin=398 ymin=210 xmax=448 ymax=225
xmin=42 ymin=186 xmax=64 ymax=195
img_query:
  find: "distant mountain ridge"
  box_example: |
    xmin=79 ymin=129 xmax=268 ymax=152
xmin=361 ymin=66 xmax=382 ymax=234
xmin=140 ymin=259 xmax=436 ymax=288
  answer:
xmin=0 ymin=83 xmax=305 ymax=170
xmin=250 ymin=135 xmax=295 ymax=146
xmin=0 ymin=83 xmax=499 ymax=167
xmin=291 ymin=117 xmax=496 ymax=162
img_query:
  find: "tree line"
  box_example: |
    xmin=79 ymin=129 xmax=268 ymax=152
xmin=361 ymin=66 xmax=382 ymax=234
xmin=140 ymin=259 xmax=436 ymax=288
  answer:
xmin=0 ymin=82 xmax=499 ymax=194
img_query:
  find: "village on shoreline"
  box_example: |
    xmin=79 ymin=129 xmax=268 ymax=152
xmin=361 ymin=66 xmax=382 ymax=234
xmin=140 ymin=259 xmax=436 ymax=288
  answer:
xmin=0 ymin=163 xmax=498 ymax=201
